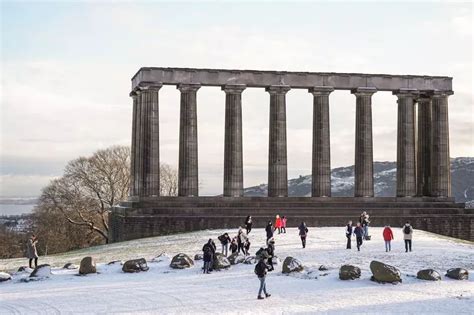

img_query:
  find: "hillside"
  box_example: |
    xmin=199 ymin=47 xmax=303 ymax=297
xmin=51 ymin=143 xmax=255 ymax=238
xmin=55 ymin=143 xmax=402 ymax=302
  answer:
xmin=244 ymin=157 xmax=474 ymax=207
xmin=1 ymin=228 xmax=473 ymax=314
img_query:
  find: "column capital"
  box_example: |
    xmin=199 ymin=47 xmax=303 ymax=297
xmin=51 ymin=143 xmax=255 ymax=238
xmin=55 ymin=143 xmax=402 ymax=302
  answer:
xmin=221 ymin=84 xmax=246 ymax=94
xmin=130 ymin=82 xmax=162 ymax=96
xmin=266 ymin=85 xmax=291 ymax=95
xmin=177 ymin=83 xmax=201 ymax=92
xmin=351 ymin=87 xmax=377 ymax=96
xmin=392 ymin=88 xmax=419 ymax=98
xmin=308 ymin=86 xmax=334 ymax=96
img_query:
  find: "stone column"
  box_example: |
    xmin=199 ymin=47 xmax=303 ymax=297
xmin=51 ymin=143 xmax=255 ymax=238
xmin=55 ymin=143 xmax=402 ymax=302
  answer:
xmin=222 ymin=84 xmax=246 ymax=197
xmin=129 ymin=90 xmax=139 ymax=196
xmin=266 ymin=85 xmax=291 ymax=197
xmin=177 ymin=84 xmax=200 ymax=196
xmin=394 ymin=89 xmax=418 ymax=197
xmin=309 ymin=86 xmax=334 ymax=197
xmin=416 ymin=94 xmax=432 ymax=196
xmin=430 ymin=90 xmax=453 ymax=197
xmin=132 ymin=84 xmax=162 ymax=197
xmin=351 ymin=87 xmax=377 ymax=197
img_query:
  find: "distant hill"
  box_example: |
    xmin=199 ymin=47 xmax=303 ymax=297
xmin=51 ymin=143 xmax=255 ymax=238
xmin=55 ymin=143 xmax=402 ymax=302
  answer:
xmin=244 ymin=157 xmax=474 ymax=207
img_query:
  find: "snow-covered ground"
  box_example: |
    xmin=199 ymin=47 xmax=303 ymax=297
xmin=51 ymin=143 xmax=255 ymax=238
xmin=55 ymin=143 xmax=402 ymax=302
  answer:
xmin=1 ymin=227 xmax=473 ymax=314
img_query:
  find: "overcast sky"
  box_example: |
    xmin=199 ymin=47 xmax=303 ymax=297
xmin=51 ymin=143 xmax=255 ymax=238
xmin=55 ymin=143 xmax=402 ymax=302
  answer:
xmin=1 ymin=1 xmax=472 ymax=197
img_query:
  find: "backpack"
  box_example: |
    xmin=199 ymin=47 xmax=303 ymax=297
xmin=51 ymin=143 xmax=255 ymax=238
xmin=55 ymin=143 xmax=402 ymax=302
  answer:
xmin=404 ymin=225 xmax=411 ymax=234
xmin=218 ymin=235 xmax=226 ymax=242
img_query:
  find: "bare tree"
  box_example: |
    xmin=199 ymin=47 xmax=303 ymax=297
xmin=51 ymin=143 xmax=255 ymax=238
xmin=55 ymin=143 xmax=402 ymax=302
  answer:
xmin=34 ymin=145 xmax=178 ymax=247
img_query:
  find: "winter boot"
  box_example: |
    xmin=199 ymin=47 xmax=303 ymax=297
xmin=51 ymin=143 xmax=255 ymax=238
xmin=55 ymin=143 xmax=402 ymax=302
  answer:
xmin=258 ymin=296 xmax=264 ymax=300
xmin=265 ymin=293 xmax=271 ymax=298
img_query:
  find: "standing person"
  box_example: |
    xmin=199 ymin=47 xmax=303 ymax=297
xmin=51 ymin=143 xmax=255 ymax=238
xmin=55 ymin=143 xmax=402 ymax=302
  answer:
xmin=298 ymin=222 xmax=309 ymax=248
xmin=26 ymin=234 xmax=38 ymax=269
xmin=202 ymin=239 xmax=215 ymax=274
xmin=237 ymin=228 xmax=248 ymax=255
xmin=275 ymin=215 xmax=282 ymax=234
xmin=218 ymin=232 xmax=232 ymax=256
xmin=354 ymin=223 xmax=364 ymax=251
xmin=245 ymin=216 xmax=253 ymax=234
xmin=281 ymin=216 xmax=287 ymax=234
xmin=360 ymin=211 xmax=371 ymax=240
xmin=244 ymin=239 xmax=251 ymax=256
xmin=383 ymin=225 xmax=394 ymax=252
xmin=254 ymin=256 xmax=271 ymax=300
xmin=402 ymin=221 xmax=413 ymax=252
xmin=230 ymin=237 xmax=238 ymax=254
xmin=345 ymin=221 xmax=353 ymax=249
xmin=265 ymin=221 xmax=274 ymax=244
xmin=266 ymin=238 xmax=275 ymax=271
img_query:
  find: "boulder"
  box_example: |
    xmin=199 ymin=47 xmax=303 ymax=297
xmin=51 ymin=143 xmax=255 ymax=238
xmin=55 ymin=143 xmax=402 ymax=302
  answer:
xmin=370 ymin=261 xmax=401 ymax=283
xmin=446 ymin=268 xmax=469 ymax=280
xmin=339 ymin=265 xmax=361 ymax=280
xmin=213 ymin=253 xmax=231 ymax=270
xmin=282 ymin=257 xmax=304 ymax=274
xmin=30 ymin=264 xmax=52 ymax=278
xmin=228 ymin=253 xmax=245 ymax=265
xmin=319 ymin=265 xmax=329 ymax=271
xmin=244 ymin=256 xmax=257 ymax=264
xmin=79 ymin=256 xmax=97 ymax=275
xmin=122 ymin=258 xmax=149 ymax=273
xmin=194 ymin=254 xmax=203 ymax=261
xmin=170 ymin=253 xmax=194 ymax=269
xmin=63 ymin=263 xmax=78 ymax=269
xmin=417 ymin=269 xmax=441 ymax=281
xmin=0 ymin=272 xmax=12 ymax=282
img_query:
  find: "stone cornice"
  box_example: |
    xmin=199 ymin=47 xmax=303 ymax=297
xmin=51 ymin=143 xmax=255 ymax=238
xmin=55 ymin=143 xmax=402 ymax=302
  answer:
xmin=132 ymin=67 xmax=453 ymax=92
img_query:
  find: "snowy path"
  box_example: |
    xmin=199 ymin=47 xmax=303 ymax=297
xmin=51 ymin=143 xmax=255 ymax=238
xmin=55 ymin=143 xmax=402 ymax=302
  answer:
xmin=1 ymin=227 xmax=473 ymax=314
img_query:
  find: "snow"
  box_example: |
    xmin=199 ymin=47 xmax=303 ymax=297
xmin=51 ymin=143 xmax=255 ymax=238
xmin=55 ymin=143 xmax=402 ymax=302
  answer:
xmin=1 ymin=227 xmax=473 ymax=314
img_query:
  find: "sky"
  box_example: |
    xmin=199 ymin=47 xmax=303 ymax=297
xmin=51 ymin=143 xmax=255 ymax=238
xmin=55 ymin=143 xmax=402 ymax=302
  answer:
xmin=0 ymin=1 xmax=473 ymax=197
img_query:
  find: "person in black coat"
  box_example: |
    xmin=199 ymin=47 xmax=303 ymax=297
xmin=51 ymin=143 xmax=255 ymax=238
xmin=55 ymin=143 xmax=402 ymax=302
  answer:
xmin=265 ymin=221 xmax=273 ymax=244
xmin=353 ymin=223 xmax=364 ymax=251
xmin=230 ymin=237 xmax=238 ymax=254
xmin=245 ymin=216 xmax=253 ymax=234
xmin=345 ymin=221 xmax=353 ymax=249
xmin=254 ymin=257 xmax=271 ymax=300
xmin=298 ymin=222 xmax=309 ymax=248
xmin=202 ymin=239 xmax=215 ymax=274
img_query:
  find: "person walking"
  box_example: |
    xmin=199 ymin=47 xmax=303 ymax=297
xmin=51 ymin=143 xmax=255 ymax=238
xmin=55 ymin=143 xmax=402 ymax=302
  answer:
xmin=275 ymin=215 xmax=282 ymax=234
xmin=281 ymin=216 xmax=287 ymax=234
xmin=298 ymin=222 xmax=309 ymax=248
xmin=403 ymin=221 xmax=413 ymax=252
xmin=265 ymin=221 xmax=274 ymax=244
xmin=354 ymin=223 xmax=364 ymax=251
xmin=218 ymin=232 xmax=232 ymax=256
xmin=345 ymin=221 xmax=353 ymax=249
xmin=202 ymin=239 xmax=215 ymax=274
xmin=254 ymin=256 xmax=271 ymax=300
xmin=382 ymin=225 xmax=394 ymax=252
xmin=266 ymin=238 xmax=275 ymax=271
xmin=26 ymin=234 xmax=38 ymax=269
xmin=245 ymin=216 xmax=253 ymax=234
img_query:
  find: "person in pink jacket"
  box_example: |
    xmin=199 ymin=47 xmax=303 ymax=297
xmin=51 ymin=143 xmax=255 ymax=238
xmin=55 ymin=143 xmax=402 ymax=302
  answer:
xmin=281 ymin=216 xmax=287 ymax=233
xmin=275 ymin=215 xmax=282 ymax=234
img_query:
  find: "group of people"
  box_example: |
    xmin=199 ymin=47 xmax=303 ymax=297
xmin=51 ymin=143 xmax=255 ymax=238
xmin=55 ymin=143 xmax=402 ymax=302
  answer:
xmin=345 ymin=211 xmax=414 ymax=252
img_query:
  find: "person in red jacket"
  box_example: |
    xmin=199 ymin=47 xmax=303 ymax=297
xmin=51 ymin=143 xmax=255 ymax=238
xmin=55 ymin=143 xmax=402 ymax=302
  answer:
xmin=383 ymin=225 xmax=394 ymax=252
xmin=275 ymin=215 xmax=282 ymax=234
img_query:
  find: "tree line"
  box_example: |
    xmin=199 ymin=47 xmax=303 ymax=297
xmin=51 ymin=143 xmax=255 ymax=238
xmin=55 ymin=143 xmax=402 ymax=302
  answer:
xmin=0 ymin=146 xmax=177 ymax=259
